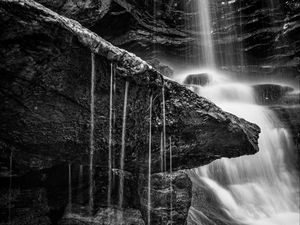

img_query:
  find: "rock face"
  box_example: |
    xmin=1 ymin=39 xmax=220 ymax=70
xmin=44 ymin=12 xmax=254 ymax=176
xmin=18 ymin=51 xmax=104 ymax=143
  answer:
xmin=139 ymin=172 xmax=192 ymax=225
xmin=0 ymin=0 xmax=261 ymax=225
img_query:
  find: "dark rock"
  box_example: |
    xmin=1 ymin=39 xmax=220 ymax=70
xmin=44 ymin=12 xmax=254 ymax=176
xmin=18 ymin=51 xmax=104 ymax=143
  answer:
xmin=35 ymin=0 xmax=112 ymax=27
xmin=183 ymin=73 xmax=210 ymax=86
xmin=0 ymin=0 xmax=260 ymax=176
xmin=139 ymin=171 xmax=192 ymax=225
xmin=0 ymin=1 xmax=261 ymax=225
xmin=147 ymin=59 xmax=174 ymax=78
xmin=252 ymin=83 xmax=294 ymax=105
xmin=60 ymin=207 xmax=145 ymax=225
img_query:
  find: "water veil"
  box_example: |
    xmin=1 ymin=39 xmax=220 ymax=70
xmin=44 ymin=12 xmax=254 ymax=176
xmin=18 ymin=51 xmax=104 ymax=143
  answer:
xmin=178 ymin=0 xmax=300 ymax=224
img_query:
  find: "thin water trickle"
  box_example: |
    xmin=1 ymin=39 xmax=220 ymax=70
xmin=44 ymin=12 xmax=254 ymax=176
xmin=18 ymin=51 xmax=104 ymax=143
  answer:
xmin=8 ymin=150 xmax=12 ymax=224
xmin=78 ymin=164 xmax=83 ymax=203
xmin=108 ymin=63 xmax=114 ymax=207
xmin=68 ymin=163 xmax=72 ymax=212
xmin=89 ymin=52 xmax=96 ymax=214
xmin=162 ymin=84 xmax=167 ymax=172
xmin=169 ymin=136 xmax=173 ymax=225
xmin=160 ymin=131 xmax=164 ymax=172
xmin=119 ymin=81 xmax=129 ymax=209
xmin=147 ymin=94 xmax=153 ymax=225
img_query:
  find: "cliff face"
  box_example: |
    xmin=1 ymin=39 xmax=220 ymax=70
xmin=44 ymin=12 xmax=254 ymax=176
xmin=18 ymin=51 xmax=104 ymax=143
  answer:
xmin=0 ymin=0 xmax=262 ymax=225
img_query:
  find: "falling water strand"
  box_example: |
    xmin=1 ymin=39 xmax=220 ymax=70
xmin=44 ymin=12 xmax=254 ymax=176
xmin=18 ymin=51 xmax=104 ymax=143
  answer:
xmin=160 ymin=132 xmax=164 ymax=172
xmin=169 ymin=137 xmax=173 ymax=225
xmin=78 ymin=164 xmax=83 ymax=203
xmin=89 ymin=52 xmax=96 ymax=215
xmin=147 ymin=94 xmax=153 ymax=225
xmin=8 ymin=151 xmax=12 ymax=224
xmin=68 ymin=163 xmax=72 ymax=213
xmin=119 ymin=81 xmax=129 ymax=209
xmin=162 ymin=84 xmax=167 ymax=172
xmin=108 ymin=63 xmax=114 ymax=207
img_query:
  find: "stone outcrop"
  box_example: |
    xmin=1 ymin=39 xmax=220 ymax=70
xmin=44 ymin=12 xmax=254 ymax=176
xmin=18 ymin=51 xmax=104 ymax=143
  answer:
xmin=0 ymin=0 xmax=261 ymax=225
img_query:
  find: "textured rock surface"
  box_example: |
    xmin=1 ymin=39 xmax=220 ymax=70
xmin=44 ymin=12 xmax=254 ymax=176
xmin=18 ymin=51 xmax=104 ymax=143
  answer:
xmin=139 ymin=172 xmax=192 ymax=225
xmin=0 ymin=0 xmax=260 ymax=176
xmin=0 ymin=0 xmax=262 ymax=225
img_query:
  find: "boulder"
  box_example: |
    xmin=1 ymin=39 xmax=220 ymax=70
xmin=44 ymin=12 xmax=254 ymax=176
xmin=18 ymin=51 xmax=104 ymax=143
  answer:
xmin=183 ymin=73 xmax=210 ymax=86
xmin=0 ymin=1 xmax=261 ymax=224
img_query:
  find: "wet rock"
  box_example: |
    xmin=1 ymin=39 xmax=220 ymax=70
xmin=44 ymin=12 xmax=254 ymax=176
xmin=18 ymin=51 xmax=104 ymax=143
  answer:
xmin=252 ymin=84 xmax=294 ymax=105
xmin=183 ymin=73 xmax=210 ymax=86
xmin=139 ymin=171 xmax=192 ymax=225
xmin=0 ymin=0 xmax=260 ymax=176
xmin=35 ymin=0 xmax=112 ymax=27
xmin=60 ymin=207 xmax=145 ymax=225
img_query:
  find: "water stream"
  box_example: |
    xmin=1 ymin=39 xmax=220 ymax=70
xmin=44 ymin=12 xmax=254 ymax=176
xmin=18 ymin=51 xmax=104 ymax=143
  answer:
xmin=108 ymin=63 xmax=114 ymax=207
xmin=89 ymin=52 xmax=96 ymax=214
xmin=68 ymin=163 xmax=72 ymax=213
xmin=148 ymin=94 xmax=153 ymax=225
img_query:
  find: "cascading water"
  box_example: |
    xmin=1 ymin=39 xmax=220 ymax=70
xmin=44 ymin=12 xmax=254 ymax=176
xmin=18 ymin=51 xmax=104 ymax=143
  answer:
xmin=182 ymin=0 xmax=300 ymax=224
xmin=185 ymin=70 xmax=299 ymax=225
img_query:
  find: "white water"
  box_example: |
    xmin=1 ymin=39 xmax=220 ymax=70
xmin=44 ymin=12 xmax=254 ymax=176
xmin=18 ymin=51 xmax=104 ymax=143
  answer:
xmin=183 ymin=0 xmax=300 ymax=224
xmin=184 ymin=69 xmax=299 ymax=225
xmin=197 ymin=0 xmax=215 ymax=67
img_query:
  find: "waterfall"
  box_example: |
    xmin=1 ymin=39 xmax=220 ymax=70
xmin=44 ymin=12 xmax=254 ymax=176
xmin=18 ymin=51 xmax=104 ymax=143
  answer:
xmin=108 ymin=63 xmax=114 ymax=207
xmin=197 ymin=0 xmax=215 ymax=67
xmin=89 ymin=52 xmax=96 ymax=214
xmin=183 ymin=0 xmax=300 ymax=224
xmin=118 ymin=81 xmax=129 ymax=209
xmin=147 ymin=94 xmax=153 ymax=225
xmin=68 ymin=163 xmax=72 ymax=212
xmin=186 ymin=71 xmax=299 ymax=224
